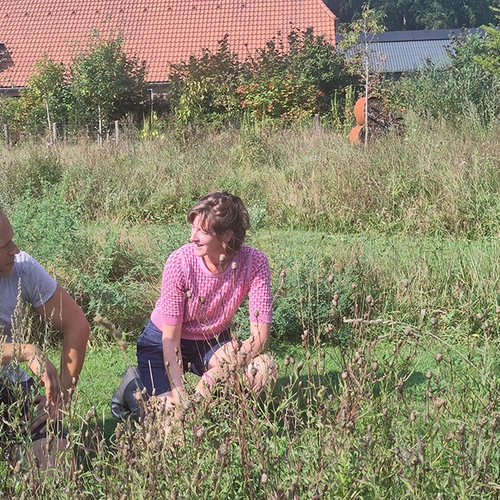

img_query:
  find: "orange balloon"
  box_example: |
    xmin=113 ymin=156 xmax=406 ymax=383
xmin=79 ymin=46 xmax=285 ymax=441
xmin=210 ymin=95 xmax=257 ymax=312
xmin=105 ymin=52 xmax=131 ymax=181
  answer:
xmin=354 ymin=97 xmax=367 ymax=125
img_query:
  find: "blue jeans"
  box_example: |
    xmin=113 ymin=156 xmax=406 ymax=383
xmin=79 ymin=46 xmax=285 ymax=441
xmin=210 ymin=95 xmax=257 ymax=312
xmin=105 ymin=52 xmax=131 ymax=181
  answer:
xmin=136 ymin=320 xmax=232 ymax=395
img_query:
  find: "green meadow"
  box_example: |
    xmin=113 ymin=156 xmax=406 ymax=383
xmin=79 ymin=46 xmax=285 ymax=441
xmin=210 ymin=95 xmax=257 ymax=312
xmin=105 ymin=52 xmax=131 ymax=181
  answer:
xmin=2 ymin=118 xmax=500 ymax=498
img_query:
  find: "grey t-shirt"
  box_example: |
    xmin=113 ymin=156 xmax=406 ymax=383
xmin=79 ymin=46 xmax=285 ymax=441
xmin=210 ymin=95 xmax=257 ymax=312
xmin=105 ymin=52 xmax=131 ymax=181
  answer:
xmin=0 ymin=251 xmax=57 ymax=343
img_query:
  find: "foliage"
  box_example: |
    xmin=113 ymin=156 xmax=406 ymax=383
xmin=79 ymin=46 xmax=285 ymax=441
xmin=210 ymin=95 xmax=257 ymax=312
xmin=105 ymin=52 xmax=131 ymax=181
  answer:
xmin=240 ymin=29 xmax=351 ymax=119
xmin=329 ymin=0 xmax=500 ymax=31
xmin=169 ymin=29 xmax=353 ymax=127
xmin=4 ymin=118 xmax=500 ymax=496
xmin=9 ymin=56 xmax=70 ymax=138
xmin=390 ymin=32 xmax=500 ymax=126
xmin=474 ymin=8 xmax=500 ymax=76
xmin=237 ymin=74 xmax=320 ymax=121
xmin=70 ymin=30 xmax=148 ymax=128
xmin=169 ymin=36 xmax=242 ymax=127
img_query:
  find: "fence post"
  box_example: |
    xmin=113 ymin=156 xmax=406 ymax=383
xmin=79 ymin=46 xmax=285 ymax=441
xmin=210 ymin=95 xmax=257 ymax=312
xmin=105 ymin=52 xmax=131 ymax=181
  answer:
xmin=52 ymin=122 xmax=58 ymax=142
xmin=4 ymin=122 xmax=10 ymax=147
xmin=115 ymin=120 xmax=119 ymax=145
xmin=314 ymin=113 xmax=320 ymax=132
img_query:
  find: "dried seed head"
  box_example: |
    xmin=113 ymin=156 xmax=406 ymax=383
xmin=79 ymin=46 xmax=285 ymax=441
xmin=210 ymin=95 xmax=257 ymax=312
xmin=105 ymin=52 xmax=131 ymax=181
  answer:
xmin=261 ymin=473 xmax=268 ymax=484
xmin=434 ymin=397 xmax=446 ymax=409
xmin=284 ymin=356 xmax=290 ymax=367
xmin=478 ymin=416 xmax=488 ymax=428
xmin=351 ymin=283 xmax=357 ymax=290
xmin=219 ymin=254 xmax=226 ymax=264
xmin=371 ymin=361 xmax=379 ymax=372
xmin=341 ymin=371 xmax=348 ymax=380
xmin=333 ymin=292 xmax=340 ymax=301
xmin=491 ymin=415 xmax=499 ymax=431
xmin=410 ymin=410 xmax=417 ymax=422
xmin=426 ymin=370 xmax=433 ymax=380
xmin=186 ymin=289 xmax=192 ymax=298
xmin=198 ymin=296 xmax=206 ymax=304
xmin=366 ymin=295 xmax=374 ymax=306
xmin=231 ymin=262 xmax=238 ymax=270
xmin=254 ymin=309 xmax=259 ymax=318
xmin=219 ymin=443 xmax=228 ymax=458
xmin=327 ymin=274 xmax=334 ymax=283
xmin=402 ymin=279 xmax=409 ymax=289
xmin=435 ymin=352 xmax=443 ymax=364
xmin=280 ymin=269 xmax=287 ymax=279
xmin=430 ymin=317 xmax=438 ymax=326
xmin=296 ymin=361 xmax=304 ymax=373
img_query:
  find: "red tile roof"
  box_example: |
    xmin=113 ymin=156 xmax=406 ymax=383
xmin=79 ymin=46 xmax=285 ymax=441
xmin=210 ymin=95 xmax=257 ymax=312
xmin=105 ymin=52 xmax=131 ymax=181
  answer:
xmin=0 ymin=0 xmax=337 ymax=88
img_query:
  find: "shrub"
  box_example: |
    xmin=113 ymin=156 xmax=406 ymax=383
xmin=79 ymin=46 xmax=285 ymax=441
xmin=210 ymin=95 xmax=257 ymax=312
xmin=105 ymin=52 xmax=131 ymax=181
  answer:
xmin=169 ymin=35 xmax=242 ymax=128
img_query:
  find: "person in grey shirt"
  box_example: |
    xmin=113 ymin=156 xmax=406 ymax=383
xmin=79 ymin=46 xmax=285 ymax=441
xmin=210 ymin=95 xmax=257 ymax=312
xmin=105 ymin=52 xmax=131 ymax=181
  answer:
xmin=0 ymin=208 xmax=89 ymax=467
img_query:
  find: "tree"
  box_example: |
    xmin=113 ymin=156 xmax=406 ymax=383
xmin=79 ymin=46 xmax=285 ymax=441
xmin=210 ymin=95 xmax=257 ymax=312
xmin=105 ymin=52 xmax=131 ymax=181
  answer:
xmin=329 ymin=0 xmax=500 ymax=31
xmin=474 ymin=8 xmax=500 ymax=76
xmin=25 ymin=55 xmax=68 ymax=134
xmin=239 ymin=28 xmax=351 ymax=121
xmin=339 ymin=3 xmax=386 ymax=142
xmin=70 ymin=30 xmax=147 ymax=137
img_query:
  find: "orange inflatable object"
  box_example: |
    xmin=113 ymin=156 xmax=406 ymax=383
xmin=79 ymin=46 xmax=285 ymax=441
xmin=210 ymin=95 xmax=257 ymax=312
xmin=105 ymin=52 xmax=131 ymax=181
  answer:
xmin=354 ymin=97 xmax=367 ymax=125
xmin=349 ymin=125 xmax=364 ymax=144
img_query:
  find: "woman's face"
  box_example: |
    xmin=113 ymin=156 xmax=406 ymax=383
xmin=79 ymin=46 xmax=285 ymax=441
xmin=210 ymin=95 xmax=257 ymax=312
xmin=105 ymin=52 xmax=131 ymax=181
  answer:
xmin=190 ymin=215 xmax=226 ymax=262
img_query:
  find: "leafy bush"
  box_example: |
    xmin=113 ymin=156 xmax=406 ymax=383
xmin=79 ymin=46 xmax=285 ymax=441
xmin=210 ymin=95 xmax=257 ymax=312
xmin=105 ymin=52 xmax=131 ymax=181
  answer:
xmin=169 ymin=29 xmax=354 ymax=128
xmin=169 ymin=35 xmax=242 ymax=128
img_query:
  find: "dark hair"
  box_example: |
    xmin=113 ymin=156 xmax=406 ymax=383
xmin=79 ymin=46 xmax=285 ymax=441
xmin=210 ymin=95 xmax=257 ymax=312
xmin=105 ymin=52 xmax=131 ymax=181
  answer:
xmin=187 ymin=191 xmax=250 ymax=254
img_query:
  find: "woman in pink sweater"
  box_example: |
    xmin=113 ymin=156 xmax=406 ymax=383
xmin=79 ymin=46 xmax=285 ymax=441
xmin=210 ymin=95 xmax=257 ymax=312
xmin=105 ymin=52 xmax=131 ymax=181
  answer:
xmin=112 ymin=191 xmax=275 ymax=419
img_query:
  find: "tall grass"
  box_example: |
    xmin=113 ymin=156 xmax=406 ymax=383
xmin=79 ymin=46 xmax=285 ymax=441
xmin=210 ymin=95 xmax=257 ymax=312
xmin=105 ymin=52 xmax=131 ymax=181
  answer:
xmin=2 ymin=117 xmax=500 ymax=497
xmin=2 ymin=116 xmax=500 ymax=235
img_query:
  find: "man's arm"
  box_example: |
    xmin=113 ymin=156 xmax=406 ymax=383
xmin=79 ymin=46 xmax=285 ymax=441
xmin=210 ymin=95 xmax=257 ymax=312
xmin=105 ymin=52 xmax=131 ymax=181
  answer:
xmin=35 ymin=284 xmax=90 ymax=401
xmin=2 ymin=342 xmax=61 ymax=403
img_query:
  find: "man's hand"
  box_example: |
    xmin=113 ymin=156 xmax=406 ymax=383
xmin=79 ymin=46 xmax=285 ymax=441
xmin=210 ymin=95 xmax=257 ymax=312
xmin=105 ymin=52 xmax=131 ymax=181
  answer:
xmin=28 ymin=350 xmax=63 ymax=408
xmin=28 ymin=395 xmax=49 ymax=435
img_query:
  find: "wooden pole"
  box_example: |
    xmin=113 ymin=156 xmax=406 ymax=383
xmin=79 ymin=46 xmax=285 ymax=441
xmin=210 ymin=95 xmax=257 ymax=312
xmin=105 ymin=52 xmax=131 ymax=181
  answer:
xmin=314 ymin=114 xmax=320 ymax=132
xmin=115 ymin=120 xmax=119 ymax=145
xmin=52 ymin=122 xmax=58 ymax=142
xmin=4 ymin=123 xmax=9 ymax=147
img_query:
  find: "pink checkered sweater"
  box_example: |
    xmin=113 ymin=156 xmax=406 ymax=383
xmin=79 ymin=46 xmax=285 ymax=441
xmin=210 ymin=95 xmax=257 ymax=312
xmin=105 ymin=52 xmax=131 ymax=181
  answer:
xmin=150 ymin=243 xmax=272 ymax=340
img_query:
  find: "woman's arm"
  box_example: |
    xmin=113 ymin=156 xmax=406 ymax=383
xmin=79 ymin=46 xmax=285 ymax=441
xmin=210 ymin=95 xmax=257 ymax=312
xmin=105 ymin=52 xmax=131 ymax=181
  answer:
xmin=161 ymin=323 xmax=185 ymax=403
xmin=240 ymin=321 xmax=271 ymax=362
